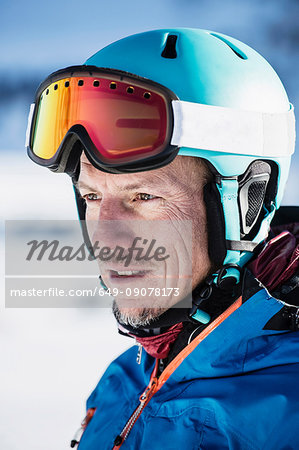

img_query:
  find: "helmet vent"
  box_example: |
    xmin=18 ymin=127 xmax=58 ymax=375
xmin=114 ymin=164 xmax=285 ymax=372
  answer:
xmin=246 ymin=181 xmax=267 ymax=227
xmin=161 ymin=35 xmax=177 ymax=59
xmin=210 ymin=33 xmax=248 ymax=60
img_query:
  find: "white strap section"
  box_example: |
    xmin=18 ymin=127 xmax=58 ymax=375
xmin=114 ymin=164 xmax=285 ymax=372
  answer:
xmin=25 ymin=103 xmax=35 ymax=148
xmin=171 ymin=100 xmax=295 ymax=157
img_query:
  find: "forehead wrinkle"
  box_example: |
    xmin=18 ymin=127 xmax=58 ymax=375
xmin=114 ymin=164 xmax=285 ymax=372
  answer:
xmin=77 ymin=160 xmax=107 ymax=192
xmin=78 ymin=163 xmax=179 ymax=194
xmin=77 ymin=155 xmax=204 ymax=195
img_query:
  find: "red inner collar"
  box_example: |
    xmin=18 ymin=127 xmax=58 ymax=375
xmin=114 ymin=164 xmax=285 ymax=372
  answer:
xmin=131 ymin=322 xmax=184 ymax=359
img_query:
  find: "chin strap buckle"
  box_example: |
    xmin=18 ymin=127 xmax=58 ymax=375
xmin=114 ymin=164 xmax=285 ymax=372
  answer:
xmin=189 ymin=276 xmax=213 ymax=324
xmin=189 ymin=264 xmax=243 ymax=324
xmin=215 ymin=263 xmax=243 ymax=288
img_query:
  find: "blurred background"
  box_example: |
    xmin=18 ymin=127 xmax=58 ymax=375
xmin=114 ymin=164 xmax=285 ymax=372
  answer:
xmin=0 ymin=0 xmax=298 ymax=448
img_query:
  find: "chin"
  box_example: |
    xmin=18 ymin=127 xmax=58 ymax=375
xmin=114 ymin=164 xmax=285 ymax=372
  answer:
xmin=112 ymin=300 xmax=166 ymax=329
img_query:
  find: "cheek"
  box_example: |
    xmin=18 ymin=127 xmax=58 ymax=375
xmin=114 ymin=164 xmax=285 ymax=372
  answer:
xmin=159 ymin=202 xmax=194 ymax=222
xmin=192 ymin=208 xmax=209 ymax=256
xmin=85 ymin=201 xmax=99 ymax=215
xmin=191 ymin=208 xmax=212 ymax=282
xmin=161 ymin=194 xmax=208 ymax=231
xmin=156 ymin=195 xmax=209 ymax=259
xmin=85 ymin=205 xmax=100 ymax=239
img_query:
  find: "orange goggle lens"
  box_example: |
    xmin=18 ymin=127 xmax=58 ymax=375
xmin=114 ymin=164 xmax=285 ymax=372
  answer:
xmin=31 ymin=75 xmax=169 ymax=163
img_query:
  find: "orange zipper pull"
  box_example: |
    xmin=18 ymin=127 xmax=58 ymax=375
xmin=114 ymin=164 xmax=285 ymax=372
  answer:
xmin=70 ymin=407 xmax=96 ymax=448
xmin=139 ymin=377 xmax=157 ymax=402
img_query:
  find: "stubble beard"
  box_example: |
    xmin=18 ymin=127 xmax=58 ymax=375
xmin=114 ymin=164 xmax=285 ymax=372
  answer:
xmin=112 ymin=300 xmax=166 ymax=329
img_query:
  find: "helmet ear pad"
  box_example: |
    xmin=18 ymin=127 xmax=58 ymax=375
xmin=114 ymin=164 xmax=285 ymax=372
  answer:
xmin=203 ymin=160 xmax=278 ymax=270
xmin=203 ymin=181 xmax=227 ymax=268
xmin=237 ymin=160 xmax=277 ymax=240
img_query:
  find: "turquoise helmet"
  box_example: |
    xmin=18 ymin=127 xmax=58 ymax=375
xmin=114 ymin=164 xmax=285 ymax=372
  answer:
xmin=76 ymin=28 xmax=295 ymax=280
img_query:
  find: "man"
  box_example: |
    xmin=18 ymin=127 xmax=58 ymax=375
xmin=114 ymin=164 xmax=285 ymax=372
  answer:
xmin=27 ymin=29 xmax=298 ymax=449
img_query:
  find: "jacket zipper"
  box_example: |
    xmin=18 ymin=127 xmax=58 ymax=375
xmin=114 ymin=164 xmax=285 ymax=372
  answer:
xmin=112 ymin=360 xmax=159 ymax=449
xmin=111 ymin=296 xmax=242 ymax=449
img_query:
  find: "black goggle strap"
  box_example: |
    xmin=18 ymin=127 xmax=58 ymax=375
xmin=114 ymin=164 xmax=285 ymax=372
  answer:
xmin=72 ymin=179 xmax=95 ymax=255
xmin=73 ymin=181 xmax=109 ymax=293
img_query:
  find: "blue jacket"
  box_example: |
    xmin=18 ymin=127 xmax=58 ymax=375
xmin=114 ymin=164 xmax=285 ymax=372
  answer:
xmin=77 ymin=277 xmax=299 ymax=449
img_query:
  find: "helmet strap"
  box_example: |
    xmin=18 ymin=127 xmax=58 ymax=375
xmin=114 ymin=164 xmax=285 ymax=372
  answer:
xmin=215 ymin=177 xmax=242 ymax=284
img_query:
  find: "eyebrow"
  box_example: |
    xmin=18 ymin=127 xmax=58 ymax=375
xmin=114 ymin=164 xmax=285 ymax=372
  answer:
xmin=75 ymin=178 xmax=176 ymax=194
xmin=75 ymin=180 xmax=97 ymax=192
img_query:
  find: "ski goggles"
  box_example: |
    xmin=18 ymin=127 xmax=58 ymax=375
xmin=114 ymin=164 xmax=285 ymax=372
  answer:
xmin=26 ymin=65 xmax=295 ymax=175
xmin=26 ymin=66 xmax=179 ymax=174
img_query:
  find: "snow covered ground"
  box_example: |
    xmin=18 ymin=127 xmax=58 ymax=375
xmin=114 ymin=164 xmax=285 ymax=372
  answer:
xmin=0 ymin=152 xmax=132 ymax=449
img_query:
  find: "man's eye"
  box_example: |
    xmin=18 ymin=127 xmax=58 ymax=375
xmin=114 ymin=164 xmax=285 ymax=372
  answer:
xmin=135 ymin=193 xmax=157 ymax=201
xmin=84 ymin=193 xmax=100 ymax=201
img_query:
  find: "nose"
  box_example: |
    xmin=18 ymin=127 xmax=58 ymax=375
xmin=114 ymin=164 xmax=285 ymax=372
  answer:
xmin=98 ymin=196 xmax=126 ymax=222
xmin=88 ymin=197 xmax=137 ymax=250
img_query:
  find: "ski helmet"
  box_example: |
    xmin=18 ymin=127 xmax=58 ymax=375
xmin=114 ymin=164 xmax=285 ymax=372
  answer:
xmin=78 ymin=29 xmax=295 ymax=274
xmin=26 ymin=28 xmax=295 ymax=288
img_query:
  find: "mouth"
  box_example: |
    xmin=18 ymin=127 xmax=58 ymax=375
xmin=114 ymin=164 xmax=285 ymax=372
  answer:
xmin=109 ymin=269 xmax=149 ymax=279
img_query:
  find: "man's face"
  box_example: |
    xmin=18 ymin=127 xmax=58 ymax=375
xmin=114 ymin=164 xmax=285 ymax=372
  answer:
xmin=77 ymin=153 xmax=212 ymax=327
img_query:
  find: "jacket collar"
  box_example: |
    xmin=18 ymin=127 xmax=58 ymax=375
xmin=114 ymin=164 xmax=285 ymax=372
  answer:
xmin=158 ymin=276 xmax=298 ymax=385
